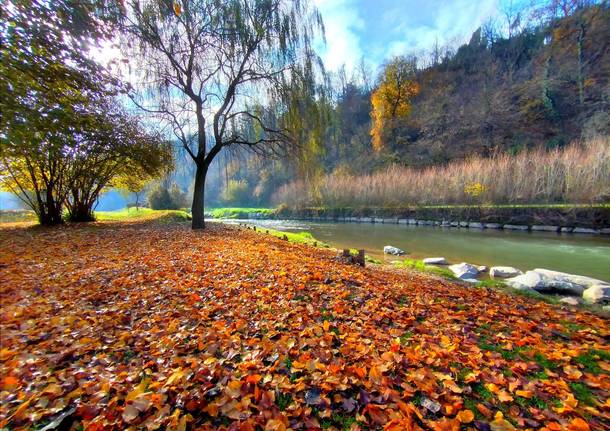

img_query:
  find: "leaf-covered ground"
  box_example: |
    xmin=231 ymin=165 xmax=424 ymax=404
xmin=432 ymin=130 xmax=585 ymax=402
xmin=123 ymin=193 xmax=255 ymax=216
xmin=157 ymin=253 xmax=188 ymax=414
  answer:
xmin=0 ymin=220 xmax=608 ymax=431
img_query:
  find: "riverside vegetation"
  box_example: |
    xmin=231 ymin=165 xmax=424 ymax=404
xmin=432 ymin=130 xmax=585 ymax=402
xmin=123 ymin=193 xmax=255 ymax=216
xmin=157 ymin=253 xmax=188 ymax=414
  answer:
xmin=1 ymin=216 xmax=609 ymax=430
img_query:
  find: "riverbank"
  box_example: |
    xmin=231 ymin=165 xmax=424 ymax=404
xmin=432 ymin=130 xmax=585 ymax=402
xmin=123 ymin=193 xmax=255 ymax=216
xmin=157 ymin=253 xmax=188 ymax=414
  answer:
xmin=1 ymin=218 xmax=608 ymax=430
xmin=277 ymin=204 xmax=610 ymax=232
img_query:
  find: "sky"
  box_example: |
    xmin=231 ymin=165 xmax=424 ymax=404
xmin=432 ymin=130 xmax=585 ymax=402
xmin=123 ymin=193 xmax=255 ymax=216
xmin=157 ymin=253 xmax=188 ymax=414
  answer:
xmin=313 ymin=0 xmax=501 ymax=72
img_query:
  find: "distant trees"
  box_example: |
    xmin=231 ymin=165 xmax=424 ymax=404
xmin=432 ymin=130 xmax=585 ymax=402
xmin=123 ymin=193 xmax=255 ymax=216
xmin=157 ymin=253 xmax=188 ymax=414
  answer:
xmin=148 ymin=182 xmax=188 ymax=210
xmin=120 ymin=0 xmax=324 ymax=229
xmin=370 ymin=57 xmax=420 ymax=151
xmin=0 ymin=0 xmax=171 ymax=224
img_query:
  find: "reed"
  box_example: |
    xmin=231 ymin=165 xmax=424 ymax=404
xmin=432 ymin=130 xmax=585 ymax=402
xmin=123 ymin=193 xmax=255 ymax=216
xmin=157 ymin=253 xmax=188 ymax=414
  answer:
xmin=273 ymin=137 xmax=610 ymax=208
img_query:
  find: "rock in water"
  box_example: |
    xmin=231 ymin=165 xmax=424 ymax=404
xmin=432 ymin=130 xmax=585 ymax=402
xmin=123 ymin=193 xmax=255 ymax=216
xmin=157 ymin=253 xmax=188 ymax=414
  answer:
xmin=383 ymin=245 xmax=406 ymax=255
xmin=490 ymin=266 xmax=522 ymax=279
xmin=582 ymin=285 xmax=610 ymax=304
xmin=448 ymin=262 xmax=479 ymax=279
xmin=505 ymin=269 xmax=608 ymax=296
xmin=423 ymin=257 xmax=448 ymax=265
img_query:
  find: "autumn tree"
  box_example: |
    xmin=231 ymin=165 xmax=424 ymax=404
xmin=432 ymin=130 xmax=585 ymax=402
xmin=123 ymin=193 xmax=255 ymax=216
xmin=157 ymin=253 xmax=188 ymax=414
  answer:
xmin=119 ymin=0 xmax=324 ymax=229
xmin=370 ymin=56 xmax=420 ymax=151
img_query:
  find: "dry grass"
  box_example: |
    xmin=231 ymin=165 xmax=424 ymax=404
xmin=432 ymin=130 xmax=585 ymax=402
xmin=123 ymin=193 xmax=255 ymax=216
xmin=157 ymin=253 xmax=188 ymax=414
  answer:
xmin=273 ymin=138 xmax=610 ymax=207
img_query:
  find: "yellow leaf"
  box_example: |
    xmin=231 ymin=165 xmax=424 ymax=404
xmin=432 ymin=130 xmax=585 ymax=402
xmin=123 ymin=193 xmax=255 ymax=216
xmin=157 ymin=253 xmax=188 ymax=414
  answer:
xmin=127 ymin=378 xmax=149 ymax=401
xmin=173 ymin=2 xmax=181 ymax=16
xmin=490 ymin=411 xmax=516 ymax=431
xmin=456 ymin=409 xmax=474 ymax=424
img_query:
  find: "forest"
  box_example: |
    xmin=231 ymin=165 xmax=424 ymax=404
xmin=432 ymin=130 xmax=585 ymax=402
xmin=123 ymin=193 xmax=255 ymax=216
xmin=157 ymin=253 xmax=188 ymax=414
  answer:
xmin=193 ymin=2 xmax=609 ymax=209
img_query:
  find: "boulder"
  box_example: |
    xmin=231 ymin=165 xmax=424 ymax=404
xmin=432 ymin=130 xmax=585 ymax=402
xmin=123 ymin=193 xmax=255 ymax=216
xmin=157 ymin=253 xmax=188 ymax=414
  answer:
xmin=423 ymin=257 xmax=448 ymax=265
xmin=505 ymin=271 xmax=545 ymax=290
xmin=601 ymin=228 xmax=610 ymax=235
xmin=485 ymin=223 xmax=502 ymax=229
xmin=374 ymin=218 xmax=384 ymax=223
xmin=468 ymin=222 xmax=484 ymax=229
xmin=383 ymin=218 xmax=398 ymax=224
xmin=582 ymin=285 xmax=610 ymax=304
xmin=450 ymin=221 xmax=459 ymax=227
xmin=448 ymin=262 xmax=479 ymax=280
xmin=490 ymin=266 xmax=522 ymax=279
xmin=503 ymin=224 xmax=529 ymax=231
xmin=559 ymin=297 xmax=581 ymax=306
xmin=477 ymin=265 xmax=488 ymax=273
xmin=531 ymin=225 xmax=559 ymax=232
xmin=398 ymin=219 xmax=408 ymax=224
xmin=560 ymin=227 xmax=574 ymax=233
xmin=533 ymin=269 xmax=607 ymax=289
xmin=572 ymin=227 xmax=599 ymax=234
xmin=383 ymin=245 xmax=406 ymax=256
xmin=459 ymin=221 xmax=469 ymax=227
xmin=506 ymin=268 xmax=608 ymax=296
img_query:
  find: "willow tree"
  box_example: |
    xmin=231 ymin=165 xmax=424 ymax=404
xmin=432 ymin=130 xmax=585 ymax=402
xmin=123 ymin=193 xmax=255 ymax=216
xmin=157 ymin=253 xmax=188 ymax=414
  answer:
xmin=120 ymin=0 xmax=324 ymax=229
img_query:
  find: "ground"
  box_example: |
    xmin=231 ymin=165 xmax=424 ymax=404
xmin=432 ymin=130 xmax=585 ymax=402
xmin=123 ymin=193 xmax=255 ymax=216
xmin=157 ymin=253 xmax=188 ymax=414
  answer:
xmin=0 ymin=217 xmax=608 ymax=431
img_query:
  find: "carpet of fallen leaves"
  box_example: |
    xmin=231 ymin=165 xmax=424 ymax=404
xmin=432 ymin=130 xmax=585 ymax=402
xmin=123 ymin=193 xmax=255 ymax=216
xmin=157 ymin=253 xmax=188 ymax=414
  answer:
xmin=0 ymin=220 xmax=608 ymax=431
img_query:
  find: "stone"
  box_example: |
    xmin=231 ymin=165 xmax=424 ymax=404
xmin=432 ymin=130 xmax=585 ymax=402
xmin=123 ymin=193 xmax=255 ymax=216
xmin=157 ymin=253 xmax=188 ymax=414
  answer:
xmin=505 ymin=271 xmax=545 ymax=290
xmin=383 ymin=245 xmax=406 ymax=256
xmin=450 ymin=221 xmax=459 ymax=227
xmin=572 ymin=227 xmax=599 ymax=234
xmin=531 ymin=225 xmax=559 ymax=232
xmin=533 ymin=268 xmax=607 ymax=289
xmin=503 ymin=224 xmax=529 ymax=230
xmin=407 ymin=219 xmax=418 ymax=225
xmin=468 ymin=222 xmax=484 ymax=229
xmin=423 ymin=257 xmax=448 ymax=265
xmin=560 ymin=227 xmax=574 ymax=233
xmin=459 ymin=221 xmax=469 ymax=227
xmin=440 ymin=221 xmax=451 ymax=227
xmin=559 ymin=297 xmax=580 ymax=306
xmin=374 ymin=217 xmax=384 ymax=223
xmin=582 ymin=284 xmax=610 ymax=304
xmin=361 ymin=217 xmax=372 ymax=223
xmin=477 ymin=265 xmax=488 ymax=273
xmin=490 ymin=266 xmax=522 ymax=278
xmin=485 ymin=223 xmax=502 ymax=229
xmin=398 ymin=219 xmax=408 ymax=224
xmin=448 ymin=262 xmax=479 ymax=280
xmin=600 ymin=228 xmax=610 ymax=235
xmin=383 ymin=218 xmax=398 ymax=224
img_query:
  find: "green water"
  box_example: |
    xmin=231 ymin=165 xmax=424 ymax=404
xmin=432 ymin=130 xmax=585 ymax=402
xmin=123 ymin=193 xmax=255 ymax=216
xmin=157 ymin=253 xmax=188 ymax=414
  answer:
xmin=227 ymin=219 xmax=610 ymax=282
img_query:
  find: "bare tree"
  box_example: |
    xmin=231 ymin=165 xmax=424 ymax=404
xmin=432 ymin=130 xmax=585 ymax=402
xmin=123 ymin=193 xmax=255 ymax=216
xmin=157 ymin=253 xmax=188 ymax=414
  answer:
xmin=119 ymin=0 xmax=324 ymax=228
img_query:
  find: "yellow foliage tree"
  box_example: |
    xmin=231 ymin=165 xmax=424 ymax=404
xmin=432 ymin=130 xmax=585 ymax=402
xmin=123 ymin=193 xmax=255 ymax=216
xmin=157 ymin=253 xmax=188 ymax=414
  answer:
xmin=370 ymin=57 xmax=420 ymax=151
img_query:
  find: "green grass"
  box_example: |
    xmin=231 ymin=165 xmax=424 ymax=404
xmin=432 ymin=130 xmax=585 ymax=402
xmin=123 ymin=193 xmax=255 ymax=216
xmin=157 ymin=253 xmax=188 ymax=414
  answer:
xmin=95 ymin=208 xmax=191 ymax=222
xmin=250 ymin=226 xmax=328 ymax=247
xmin=209 ymin=207 xmax=274 ymax=219
xmin=0 ymin=209 xmax=38 ymax=223
xmin=393 ymin=258 xmax=457 ymax=279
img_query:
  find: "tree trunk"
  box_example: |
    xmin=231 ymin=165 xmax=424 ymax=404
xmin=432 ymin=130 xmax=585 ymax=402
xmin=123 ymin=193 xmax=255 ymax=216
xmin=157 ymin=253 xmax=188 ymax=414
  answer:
xmin=69 ymin=202 xmax=95 ymax=222
xmin=191 ymin=161 xmax=208 ymax=229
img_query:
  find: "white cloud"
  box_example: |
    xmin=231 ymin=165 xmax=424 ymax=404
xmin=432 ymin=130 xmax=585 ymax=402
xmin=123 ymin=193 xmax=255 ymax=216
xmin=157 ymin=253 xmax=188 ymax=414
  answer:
xmin=313 ymin=0 xmax=364 ymax=71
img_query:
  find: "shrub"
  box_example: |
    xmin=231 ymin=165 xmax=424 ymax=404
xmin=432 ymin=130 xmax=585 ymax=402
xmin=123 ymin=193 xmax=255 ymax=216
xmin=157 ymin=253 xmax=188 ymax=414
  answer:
xmin=148 ymin=183 xmax=187 ymax=210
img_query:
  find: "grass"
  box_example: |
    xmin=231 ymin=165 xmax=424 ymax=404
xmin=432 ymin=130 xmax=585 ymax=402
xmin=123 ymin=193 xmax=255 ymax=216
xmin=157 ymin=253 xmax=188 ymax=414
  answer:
xmin=209 ymin=207 xmax=275 ymax=219
xmin=248 ymin=226 xmax=328 ymax=247
xmin=95 ymin=208 xmax=191 ymax=222
xmin=274 ymin=138 xmax=610 ymax=207
xmin=393 ymin=258 xmax=457 ymax=279
xmin=0 ymin=209 xmax=37 ymax=223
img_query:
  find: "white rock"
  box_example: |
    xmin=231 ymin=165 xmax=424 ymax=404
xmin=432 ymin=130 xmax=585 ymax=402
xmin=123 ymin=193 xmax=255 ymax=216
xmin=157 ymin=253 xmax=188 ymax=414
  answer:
xmin=459 ymin=221 xmax=469 ymax=227
xmin=423 ymin=257 xmax=448 ymax=265
xmin=374 ymin=217 xmax=384 ymax=223
xmin=582 ymin=285 xmax=610 ymax=304
xmin=398 ymin=219 xmax=408 ymax=224
xmin=450 ymin=221 xmax=459 ymax=227
xmin=559 ymin=297 xmax=581 ymax=306
xmin=505 ymin=271 xmax=545 ymax=290
xmin=600 ymin=228 xmax=610 ymax=235
xmin=531 ymin=225 xmax=559 ymax=232
xmin=533 ymin=269 xmax=607 ymax=289
xmin=485 ymin=223 xmax=502 ymax=229
xmin=449 ymin=262 xmax=479 ymax=279
xmin=477 ymin=265 xmax=488 ymax=273
xmin=490 ymin=266 xmax=522 ymax=279
xmin=503 ymin=224 xmax=529 ymax=230
xmin=560 ymin=227 xmax=574 ymax=233
xmin=468 ymin=222 xmax=484 ymax=229
xmin=572 ymin=227 xmax=599 ymax=234
xmin=384 ymin=245 xmax=406 ymax=255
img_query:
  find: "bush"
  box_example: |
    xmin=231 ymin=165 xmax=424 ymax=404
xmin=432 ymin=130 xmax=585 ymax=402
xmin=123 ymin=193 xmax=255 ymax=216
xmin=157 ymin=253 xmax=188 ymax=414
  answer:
xmin=148 ymin=183 xmax=187 ymax=210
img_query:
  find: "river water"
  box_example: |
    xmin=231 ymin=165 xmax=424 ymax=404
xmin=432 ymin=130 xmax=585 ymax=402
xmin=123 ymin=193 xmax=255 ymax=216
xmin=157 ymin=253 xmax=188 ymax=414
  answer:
xmin=222 ymin=219 xmax=610 ymax=282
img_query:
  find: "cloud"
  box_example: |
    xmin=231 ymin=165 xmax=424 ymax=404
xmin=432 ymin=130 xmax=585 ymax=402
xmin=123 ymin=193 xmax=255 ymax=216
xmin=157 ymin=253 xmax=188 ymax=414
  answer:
xmin=313 ymin=0 xmax=364 ymax=71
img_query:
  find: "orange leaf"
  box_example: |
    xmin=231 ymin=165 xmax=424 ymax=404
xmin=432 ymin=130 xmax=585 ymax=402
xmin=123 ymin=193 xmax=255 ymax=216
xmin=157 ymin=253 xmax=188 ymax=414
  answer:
xmin=567 ymin=418 xmax=590 ymax=431
xmin=456 ymin=409 xmax=474 ymax=424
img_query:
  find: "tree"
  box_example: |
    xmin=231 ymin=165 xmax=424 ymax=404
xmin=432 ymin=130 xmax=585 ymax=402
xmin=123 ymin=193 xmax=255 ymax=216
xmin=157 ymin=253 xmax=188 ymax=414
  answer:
xmin=120 ymin=0 xmax=324 ymax=229
xmin=0 ymin=0 xmax=121 ymax=224
xmin=370 ymin=56 xmax=420 ymax=151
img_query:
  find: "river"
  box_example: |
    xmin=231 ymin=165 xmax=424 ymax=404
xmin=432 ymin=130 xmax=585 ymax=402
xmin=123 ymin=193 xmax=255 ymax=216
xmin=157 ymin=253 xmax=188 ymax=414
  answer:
xmin=222 ymin=219 xmax=610 ymax=282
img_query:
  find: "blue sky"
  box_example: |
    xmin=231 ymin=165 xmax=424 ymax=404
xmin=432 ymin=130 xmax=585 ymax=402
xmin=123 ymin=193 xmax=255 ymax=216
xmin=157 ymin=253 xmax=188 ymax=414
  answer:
xmin=314 ymin=0 xmax=501 ymax=72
